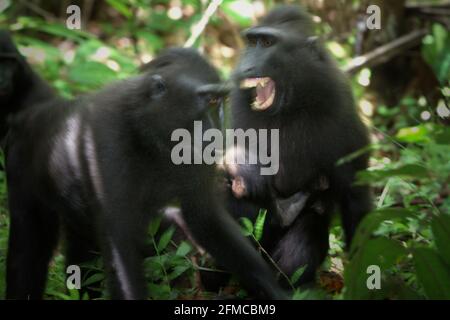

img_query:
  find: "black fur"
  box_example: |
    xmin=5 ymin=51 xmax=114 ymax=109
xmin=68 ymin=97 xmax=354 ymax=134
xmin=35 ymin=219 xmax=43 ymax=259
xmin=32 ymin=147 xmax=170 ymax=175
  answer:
xmin=1 ymin=32 xmax=285 ymax=299
xmin=227 ymin=6 xmax=372 ymax=285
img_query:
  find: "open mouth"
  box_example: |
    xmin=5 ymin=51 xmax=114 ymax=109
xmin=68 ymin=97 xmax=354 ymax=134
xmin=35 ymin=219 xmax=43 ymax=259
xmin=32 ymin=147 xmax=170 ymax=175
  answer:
xmin=240 ymin=77 xmax=275 ymax=111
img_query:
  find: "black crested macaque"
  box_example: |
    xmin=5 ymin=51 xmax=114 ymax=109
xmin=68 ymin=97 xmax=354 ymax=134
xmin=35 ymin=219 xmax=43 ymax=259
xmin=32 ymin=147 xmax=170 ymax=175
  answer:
xmin=226 ymin=6 xmax=372 ymax=285
xmin=0 ymin=31 xmax=54 ymax=144
xmin=1 ymin=33 xmax=286 ymax=299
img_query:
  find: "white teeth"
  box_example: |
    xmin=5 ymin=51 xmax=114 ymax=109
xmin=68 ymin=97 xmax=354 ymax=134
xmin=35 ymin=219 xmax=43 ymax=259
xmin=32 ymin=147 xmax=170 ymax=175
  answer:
xmin=240 ymin=77 xmax=270 ymax=89
xmin=260 ymin=79 xmax=266 ymax=88
xmin=240 ymin=77 xmax=275 ymax=111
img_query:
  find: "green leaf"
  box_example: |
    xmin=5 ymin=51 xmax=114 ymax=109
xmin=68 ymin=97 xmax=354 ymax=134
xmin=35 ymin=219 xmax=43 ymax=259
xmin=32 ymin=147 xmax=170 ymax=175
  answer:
xmin=16 ymin=17 xmax=91 ymax=41
xmin=431 ymin=214 xmax=450 ymax=266
xmin=37 ymin=23 xmax=87 ymax=41
xmin=82 ymin=273 xmax=105 ymax=287
xmin=149 ymin=217 xmax=161 ymax=237
xmin=290 ymin=265 xmax=307 ymax=284
xmin=106 ymin=0 xmax=132 ymax=18
xmin=45 ymin=289 xmax=80 ymax=300
xmin=168 ymin=265 xmax=191 ymax=281
xmin=422 ymin=24 xmax=450 ymax=84
xmin=254 ymin=209 xmax=267 ymax=241
xmin=157 ymin=227 xmax=175 ymax=252
xmin=240 ymin=217 xmax=253 ymax=236
xmin=356 ymin=164 xmax=429 ymax=184
xmin=148 ymin=283 xmax=171 ymax=300
xmin=413 ymin=248 xmax=450 ymax=299
xmin=345 ymin=237 xmax=406 ymax=299
xmin=68 ymin=61 xmax=117 ymax=87
xmin=176 ymin=241 xmax=192 ymax=257
xmin=396 ymin=125 xmax=431 ymax=143
xmin=350 ymin=208 xmax=415 ymax=256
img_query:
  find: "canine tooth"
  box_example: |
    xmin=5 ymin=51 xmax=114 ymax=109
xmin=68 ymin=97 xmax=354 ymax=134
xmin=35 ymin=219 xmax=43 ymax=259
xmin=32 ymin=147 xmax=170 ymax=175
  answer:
xmin=261 ymin=78 xmax=270 ymax=87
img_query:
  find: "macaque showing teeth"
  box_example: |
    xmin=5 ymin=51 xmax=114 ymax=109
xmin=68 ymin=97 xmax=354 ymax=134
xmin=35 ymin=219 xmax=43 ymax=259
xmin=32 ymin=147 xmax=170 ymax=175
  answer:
xmin=227 ymin=5 xmax=372 ymax=287
xmin=240 ymin=77 xmax=276 ymax=111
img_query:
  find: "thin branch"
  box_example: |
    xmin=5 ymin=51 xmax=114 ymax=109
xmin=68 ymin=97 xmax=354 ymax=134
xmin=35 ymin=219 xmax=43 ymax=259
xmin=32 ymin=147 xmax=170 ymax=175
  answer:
xmin=250 ymin=234 xmax=296 ymax=291
xmin=19 ymin=0 xmax=56 ymax=21
xmin=184 ymin=0 xmax=223 ymax=48
xmin=343 ymin=29 xmax=428 ymax=75
xmin=377 ymin=179 xmax=391 ymax=208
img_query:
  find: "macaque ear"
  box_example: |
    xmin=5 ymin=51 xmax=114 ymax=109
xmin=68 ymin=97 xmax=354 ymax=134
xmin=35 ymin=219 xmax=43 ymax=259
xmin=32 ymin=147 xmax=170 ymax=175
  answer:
xmin=148 ymin=74 xmax=166 ymax=97
xmin=305 ymin=36 xmax=326 ymax=60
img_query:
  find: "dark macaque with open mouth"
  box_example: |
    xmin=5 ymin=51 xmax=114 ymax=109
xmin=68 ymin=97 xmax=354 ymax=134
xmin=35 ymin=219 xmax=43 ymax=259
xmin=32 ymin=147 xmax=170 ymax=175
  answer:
xmin=226 ymin=5 xmax=372 ymax=286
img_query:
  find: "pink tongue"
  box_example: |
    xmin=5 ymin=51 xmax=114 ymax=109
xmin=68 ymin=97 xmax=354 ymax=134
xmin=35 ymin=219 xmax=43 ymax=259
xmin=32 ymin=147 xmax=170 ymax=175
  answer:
xmin=256 ymin=80 xmax=274 ymax=104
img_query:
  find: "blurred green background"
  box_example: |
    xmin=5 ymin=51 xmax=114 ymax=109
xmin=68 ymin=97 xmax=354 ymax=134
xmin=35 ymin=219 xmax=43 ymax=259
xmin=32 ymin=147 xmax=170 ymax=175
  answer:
xmin=0 ymin=0 xmax=449 ymax=300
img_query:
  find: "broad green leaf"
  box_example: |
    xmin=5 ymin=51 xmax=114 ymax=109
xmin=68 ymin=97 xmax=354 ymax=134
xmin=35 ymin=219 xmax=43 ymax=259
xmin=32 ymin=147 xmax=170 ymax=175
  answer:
xmin=16 ymin=17 xmax=91 ymax=41
xmin=106 ymin=0 xmax=132 ymax=18
xmin=431 ymin=214 xmax=450 ymax=266
xmin=37 ymin=24 xmax=87 ymax=41
xmin=356 ymin=164 xmax=429 ymax=184
xmin=168 ymin=265 xmax=191 ymax=281
xmin=176 ymin=241 xmax=192 ymax=257
xmin=82 ymin=273 xmax=105 ymax=287
xmin=345 ymin=237 xmax=406 ymax=299
xmin=350 ymin=208 xmax=415 ymax=256
xmin=290 ymin=265 xmax=307 ymax=284
xmin=422 ymin=24 xmax=450 ymax=84
xmin=148 ymin=283 xmax=171 ymax=300
xmin=149 ymin=217 xmax=162 ymax=237
xmin=240 ymin=217 xmax=253 ymax=236
xmin=157 ymin=226 xmax=175 ymax=252
xmin=396 ymin=125 xmax=431 ymax=143
xmin=414 ymin=248 xmax=450 ymax=299
xmin=68 ymin=61 xmax=117 ymax=87
xmin=15 ymin=36 xmax=61 ymax=61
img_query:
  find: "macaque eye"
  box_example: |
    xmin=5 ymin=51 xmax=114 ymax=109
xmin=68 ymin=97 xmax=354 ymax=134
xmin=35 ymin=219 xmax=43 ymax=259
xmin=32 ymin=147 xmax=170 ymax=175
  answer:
xmin=208 ymin=96 xmax=220 ymax=107
xmin=261 ymin=37 xmax=273 ymax=47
